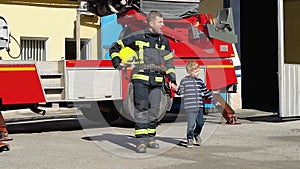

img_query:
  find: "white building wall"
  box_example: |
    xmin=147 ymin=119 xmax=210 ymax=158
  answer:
xmin=0 ymin=4 xmax=99 ymax=61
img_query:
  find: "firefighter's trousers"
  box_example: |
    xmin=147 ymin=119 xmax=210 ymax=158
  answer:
xmin=133 ymin=81 xmax=161 ymax=140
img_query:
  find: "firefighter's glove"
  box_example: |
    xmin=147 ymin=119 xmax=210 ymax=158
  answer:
xmin=116 ymin=64 xmax=125 ymax=70
xmin=112 ymin=57 xmax=123 ymax=70
xmin=168 ymin=74 xmax=177 ymax=85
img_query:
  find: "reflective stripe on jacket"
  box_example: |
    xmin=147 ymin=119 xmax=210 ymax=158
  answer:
xmin=109 ymin=28 xmax=176 ymax=83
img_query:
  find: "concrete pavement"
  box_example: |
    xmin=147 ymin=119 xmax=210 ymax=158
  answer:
xmin=0 ymin=108 xmax=300 ymax=169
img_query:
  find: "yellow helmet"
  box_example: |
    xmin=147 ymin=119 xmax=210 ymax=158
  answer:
xmin=119 ymin=47 xmax=137 ymax=65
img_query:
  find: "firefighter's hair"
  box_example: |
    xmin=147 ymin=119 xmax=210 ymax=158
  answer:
xmin=147 ymin=10 xmax=163 ymax=24
xmin=186 ymin=60 xmax=199 ymax=73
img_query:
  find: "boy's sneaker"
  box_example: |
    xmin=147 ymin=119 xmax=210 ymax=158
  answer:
xmin=194 ymin=135 xmax=202 ymax=146
xmin=186 ymin=139 xmax=194 ymax=148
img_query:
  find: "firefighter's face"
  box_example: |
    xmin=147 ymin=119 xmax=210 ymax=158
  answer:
xmin=149 ymin=16 xmax=164 ymax=34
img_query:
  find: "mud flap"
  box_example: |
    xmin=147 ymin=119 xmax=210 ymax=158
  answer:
xmin=122 ymin=82 xmax=171 ymax=122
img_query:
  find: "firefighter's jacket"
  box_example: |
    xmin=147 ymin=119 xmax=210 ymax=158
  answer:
xmin=109 ymin=28 xmax=176 ymax=85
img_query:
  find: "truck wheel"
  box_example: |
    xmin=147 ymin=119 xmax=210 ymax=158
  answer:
xmin=121 ymin=83 xmax=172 ymax=122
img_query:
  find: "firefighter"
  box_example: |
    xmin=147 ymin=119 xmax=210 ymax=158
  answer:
xmin=109 ymin=10 xmax=177 ymax=153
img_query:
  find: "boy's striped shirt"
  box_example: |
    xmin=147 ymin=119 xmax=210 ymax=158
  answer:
xmin=176 ymin=75 xmax=215 ymax=112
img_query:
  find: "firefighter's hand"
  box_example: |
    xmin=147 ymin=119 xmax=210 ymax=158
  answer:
xmin=169 ymin=82 xmax=178 ymax=91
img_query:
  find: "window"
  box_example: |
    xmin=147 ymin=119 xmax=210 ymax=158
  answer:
xmin=21 ymin=37 xmax=47 ymax=61
xmin=65 ymin=38 xmax=91 ymax=60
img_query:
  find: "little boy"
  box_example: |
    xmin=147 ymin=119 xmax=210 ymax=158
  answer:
xmin=172 ymin=60 xmax=220 ymax=148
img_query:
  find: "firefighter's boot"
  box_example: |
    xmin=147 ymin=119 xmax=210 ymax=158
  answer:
xmin=136 ymin=138 xmax=147 ymax=153
xmin=147 ymin=137 xmax=159 ymax=149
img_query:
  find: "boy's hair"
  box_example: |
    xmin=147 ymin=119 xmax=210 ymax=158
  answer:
xmin=147 ymin=10 xmax=163 ymax=24
xmin=186 ymin=60 xmax=199 ymax=73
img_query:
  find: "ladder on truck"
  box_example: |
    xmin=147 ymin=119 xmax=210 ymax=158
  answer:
xmin=213 ymin=93 xmax=241 ymax=125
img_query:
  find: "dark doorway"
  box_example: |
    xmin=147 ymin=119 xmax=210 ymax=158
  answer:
xmin=240 ymin=1 xmax=279 ymax=112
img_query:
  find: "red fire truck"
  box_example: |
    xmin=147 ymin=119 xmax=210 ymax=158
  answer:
xmin=0 ymin=0 xmax=240 ymax=149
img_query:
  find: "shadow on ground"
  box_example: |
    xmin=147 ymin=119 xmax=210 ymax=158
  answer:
xmin=5 ymin=113 xmax=184 ymax=134
xmin=236 ymin=109 xmax=300 ymax=123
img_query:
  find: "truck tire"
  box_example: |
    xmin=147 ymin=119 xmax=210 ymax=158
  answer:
xmin=121 ymin=82 xmax=172 ymax=122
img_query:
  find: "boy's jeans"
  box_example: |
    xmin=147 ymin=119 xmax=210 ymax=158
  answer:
xmin=186 ymin=108 xmax=204 ymax=139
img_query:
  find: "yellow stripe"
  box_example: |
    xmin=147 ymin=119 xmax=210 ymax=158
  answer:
xmin=0 ymin=67 xmax=36 ymax=71
xmin=166 ymin=68 xmax=175 ymax=74
xmin=164 ymin=52 xmax=173 ymax=61
xmin=147 ymin=128 xmax=156 ymax=134
xmin=110 ymin=52 xmax=119 ymax=59
xmin=155 ymin=77 xmax=163 ymax=82
xmin=132 ymin=74 xmax=150 ymax=81
xmin=136 ymin=40 xmax=149 ymax=62
xmin=135 ymin=41 xmax=150 ymax=47
xmin=206 ymin=65 xmax=234 ymax=68
xmin=155 ymin=44 xmax=166 ymax=50
xmin=117 ymin=40 xmax=124 ymax=48
xmin=135 ymin=129 xmax=148 ymax=135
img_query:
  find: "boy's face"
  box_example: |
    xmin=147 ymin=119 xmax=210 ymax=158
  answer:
xmin=189 ymin=68 xmax=200 ymax=78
